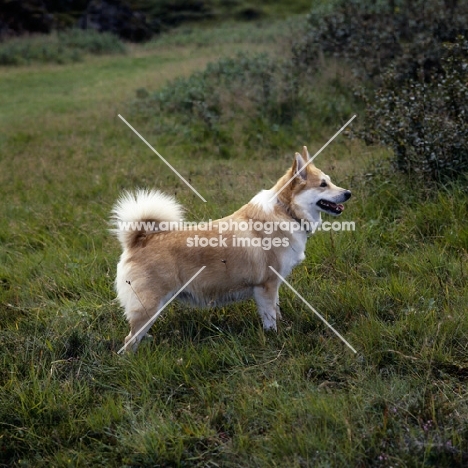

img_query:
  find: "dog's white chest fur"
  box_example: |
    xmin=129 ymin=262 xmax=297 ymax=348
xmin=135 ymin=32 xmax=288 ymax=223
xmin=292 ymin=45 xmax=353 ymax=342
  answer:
xmin=281 ymin=231 xmax=307 ymax=276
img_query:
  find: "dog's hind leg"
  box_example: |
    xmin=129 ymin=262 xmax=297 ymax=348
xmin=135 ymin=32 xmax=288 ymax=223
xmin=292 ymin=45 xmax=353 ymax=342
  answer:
xmin=123 ymin=295 xmax=170 ymax=352
xmin=254 ymin=281 xmax=281 ymax=331
xmin=124 ymin=313 xmax=155 ymax=352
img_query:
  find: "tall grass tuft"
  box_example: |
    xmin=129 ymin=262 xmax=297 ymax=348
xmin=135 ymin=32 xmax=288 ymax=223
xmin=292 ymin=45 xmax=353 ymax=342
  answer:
xmin=0 ymin=30 xmax=126 ymax=66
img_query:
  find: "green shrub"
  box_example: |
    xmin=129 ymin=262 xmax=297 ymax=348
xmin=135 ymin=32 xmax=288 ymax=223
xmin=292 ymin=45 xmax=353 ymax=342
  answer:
xmin=0 ymin=30 xmax=126 ymax=66
xmin=133 ymin=53 xmax=287 ymax=156
xmin=293 ymin=0 xmax=468 ymax=182
xmin=147 ymin=53 xmax=289 ymax=125
xmin=58 ymin=29 xmax=127 ymax=55
xmin=133 ymin=50 xmax=355 ymax=157
xmin=295 ymin=0 xmax=467 ymax=77
xmin=0 ymin=35 xmax=81 ymax=66
xmin=361 ymin=36 xmax=468 ymax=181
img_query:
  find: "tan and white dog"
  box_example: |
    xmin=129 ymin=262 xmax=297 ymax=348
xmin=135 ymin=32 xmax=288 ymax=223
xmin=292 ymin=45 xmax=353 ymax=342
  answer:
xmin=112 ymin=147 xmax=351 ymax=351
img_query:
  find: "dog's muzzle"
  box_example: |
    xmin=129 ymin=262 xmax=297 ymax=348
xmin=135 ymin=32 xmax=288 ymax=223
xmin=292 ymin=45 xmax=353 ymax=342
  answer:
xmin=317 ymin=190 xmax=351 ymax=215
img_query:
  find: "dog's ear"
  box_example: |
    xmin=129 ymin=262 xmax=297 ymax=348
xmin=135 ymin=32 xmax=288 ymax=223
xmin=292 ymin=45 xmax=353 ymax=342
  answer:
xmin=292 ymin=152 xmax=308 ymax=181
xmin=302 ymin=146 xmax=311 ymax=161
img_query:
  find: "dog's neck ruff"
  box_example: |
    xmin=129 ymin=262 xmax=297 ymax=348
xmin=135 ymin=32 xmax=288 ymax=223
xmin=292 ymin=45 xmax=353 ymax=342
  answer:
xmin=275 ymin=199 xmax=314 ymax=234
xmin=251 ymin=190 xmax=316 ymax=235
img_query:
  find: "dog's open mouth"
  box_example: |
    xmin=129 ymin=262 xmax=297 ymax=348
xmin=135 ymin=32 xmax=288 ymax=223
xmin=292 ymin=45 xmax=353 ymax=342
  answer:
xmin=317 ymin=199 xmax=345 ymax=215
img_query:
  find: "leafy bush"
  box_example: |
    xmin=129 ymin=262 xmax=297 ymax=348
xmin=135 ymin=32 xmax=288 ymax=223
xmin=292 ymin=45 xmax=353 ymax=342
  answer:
xmin=0 ymin=35 xmax=80 ymax=66
xmin=293 ymin=0 xmax=468 ymax=182
xmin=133 ymin=50 xmax=355 ymax=157
xmin=58 ymin=28 xmax=126 ymax=55
xmin=362 ymin=37 xmax=468 ymax=181
xmin=0 ymin=29 xmax=126 ymax=66
xmin=148 ymin=53 xmax=293 ymax=125
xmin=134 ymin=53 xmax=288 ymax=156
xmin=295 ymin=0 xmax=466 ymax=79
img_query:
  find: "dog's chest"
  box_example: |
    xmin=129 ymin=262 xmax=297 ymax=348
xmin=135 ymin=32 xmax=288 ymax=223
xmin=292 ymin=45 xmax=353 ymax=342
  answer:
xmin=280 ymin=233 xmax=307 ymax=276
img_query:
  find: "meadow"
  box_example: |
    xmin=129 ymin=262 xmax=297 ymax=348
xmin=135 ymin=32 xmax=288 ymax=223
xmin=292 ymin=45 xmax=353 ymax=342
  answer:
xmin=0 ymin=12 xmax=467 ymax=468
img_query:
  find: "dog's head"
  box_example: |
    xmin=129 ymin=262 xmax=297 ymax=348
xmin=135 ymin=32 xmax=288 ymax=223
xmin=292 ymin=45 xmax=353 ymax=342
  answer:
xmin=283 ymin=146 xmax=351 ymax=223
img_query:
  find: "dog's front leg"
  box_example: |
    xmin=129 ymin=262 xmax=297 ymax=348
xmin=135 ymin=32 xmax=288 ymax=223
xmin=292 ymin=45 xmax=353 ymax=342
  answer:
xmin=254 ymin=282 xmax=281 ymax=331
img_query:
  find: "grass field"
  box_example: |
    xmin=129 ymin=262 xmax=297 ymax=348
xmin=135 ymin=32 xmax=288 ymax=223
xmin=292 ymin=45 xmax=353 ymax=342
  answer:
xmin=0 ymin=16 xmax=468 ymax=468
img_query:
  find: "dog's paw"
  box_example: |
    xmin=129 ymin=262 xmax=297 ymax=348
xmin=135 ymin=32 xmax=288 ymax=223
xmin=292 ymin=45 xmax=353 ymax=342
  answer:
xmin=262 ymin=317 xmax=278 ymax=332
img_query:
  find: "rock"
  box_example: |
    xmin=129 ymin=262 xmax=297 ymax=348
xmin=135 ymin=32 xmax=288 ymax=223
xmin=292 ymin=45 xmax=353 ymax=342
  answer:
xmin=78 ymin=0 xmax=153 ymax=42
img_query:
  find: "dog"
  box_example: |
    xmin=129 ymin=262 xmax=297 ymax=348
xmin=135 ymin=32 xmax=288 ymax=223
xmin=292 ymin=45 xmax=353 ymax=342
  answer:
xmin=112 ymin=146 xmax=351 ymax=351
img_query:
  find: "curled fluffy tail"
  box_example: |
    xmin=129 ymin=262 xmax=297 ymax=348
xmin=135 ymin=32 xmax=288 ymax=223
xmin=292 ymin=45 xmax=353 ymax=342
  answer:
xmin=111 ymin=189 xmax=184 ymax=250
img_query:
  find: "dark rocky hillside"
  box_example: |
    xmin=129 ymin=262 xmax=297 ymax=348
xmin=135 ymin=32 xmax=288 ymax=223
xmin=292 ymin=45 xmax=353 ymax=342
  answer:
xmin=0 ymin=0 xmax=214 ymax=41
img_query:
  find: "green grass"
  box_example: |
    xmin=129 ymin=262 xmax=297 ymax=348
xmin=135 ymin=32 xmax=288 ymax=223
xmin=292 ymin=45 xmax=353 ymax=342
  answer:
xmin=0 ymin=18 xmax=467 ymax=467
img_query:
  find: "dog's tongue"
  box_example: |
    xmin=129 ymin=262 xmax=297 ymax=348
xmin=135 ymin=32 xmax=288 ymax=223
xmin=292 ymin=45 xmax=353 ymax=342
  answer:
xmin=337 ymin=204 xmax=344 ymax=212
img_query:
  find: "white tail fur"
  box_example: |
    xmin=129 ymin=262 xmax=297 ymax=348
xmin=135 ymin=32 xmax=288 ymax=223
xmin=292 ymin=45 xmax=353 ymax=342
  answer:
xmin=111 ymin=189 xmax=184 ymax=250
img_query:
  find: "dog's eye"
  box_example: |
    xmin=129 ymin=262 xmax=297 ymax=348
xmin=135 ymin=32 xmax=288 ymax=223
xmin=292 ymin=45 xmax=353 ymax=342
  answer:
xmin=320 ymin=181 xmax=327 ymax=187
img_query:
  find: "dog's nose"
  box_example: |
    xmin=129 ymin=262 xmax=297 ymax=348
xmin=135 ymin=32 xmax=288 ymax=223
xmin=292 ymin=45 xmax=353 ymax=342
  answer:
xmin=343 ymin=190 xmax=351 ymax=201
